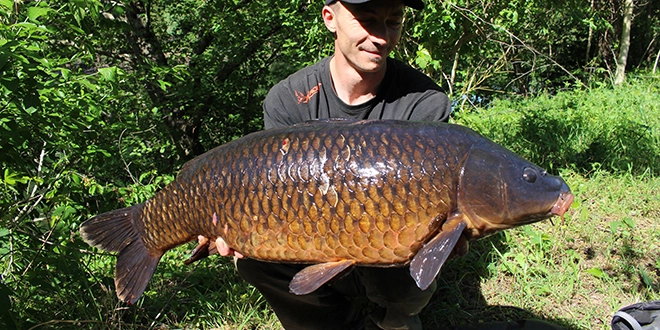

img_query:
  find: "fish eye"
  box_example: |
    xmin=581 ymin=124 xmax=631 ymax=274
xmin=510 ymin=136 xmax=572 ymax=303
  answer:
xmin=523 ymin=167 xmax=537 ymax=183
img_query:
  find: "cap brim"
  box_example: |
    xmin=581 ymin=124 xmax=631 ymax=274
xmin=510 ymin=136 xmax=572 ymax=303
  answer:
xmin=404 ymin=0 xmax=424 ymax=10
xmin=325 ymin=0 xmax=425 ymax=10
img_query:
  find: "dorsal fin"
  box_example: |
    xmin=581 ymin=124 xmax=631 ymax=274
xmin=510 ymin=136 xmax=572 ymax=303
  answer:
xmin=301 ymin=118 xmax=358 ymax=125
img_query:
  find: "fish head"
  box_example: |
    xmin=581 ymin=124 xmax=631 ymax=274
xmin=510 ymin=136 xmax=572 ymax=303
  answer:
xmin=457 ymin=145 xmax=574 ymax=239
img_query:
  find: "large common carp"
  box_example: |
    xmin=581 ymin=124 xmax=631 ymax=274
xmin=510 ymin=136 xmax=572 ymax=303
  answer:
xmin=80 ymin=119 xmax=573 ymax=305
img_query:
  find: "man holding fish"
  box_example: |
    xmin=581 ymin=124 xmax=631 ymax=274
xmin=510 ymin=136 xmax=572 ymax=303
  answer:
xmin=214 ymin=1 xmax=568 ymax=329
xmin=80 ymin=1 xmax=572 ymax=329
xmin=220 ymin=0 xmax=462 ymax=329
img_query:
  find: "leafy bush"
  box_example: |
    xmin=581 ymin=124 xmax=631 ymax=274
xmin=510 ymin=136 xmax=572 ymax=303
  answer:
xmin=454 ymin=75 xmax=660 ymax=176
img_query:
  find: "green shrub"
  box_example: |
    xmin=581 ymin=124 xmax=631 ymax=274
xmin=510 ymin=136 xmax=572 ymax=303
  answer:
xmin=454 ymin=75 xmax=660 ymax=176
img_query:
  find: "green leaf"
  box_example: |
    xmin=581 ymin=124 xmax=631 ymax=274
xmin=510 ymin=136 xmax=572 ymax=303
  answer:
xmin=0 ymin=0 xmax=12 ymax=10
xmin=51 ymin=205 xmax=76 ymax=226
xmin=415 ymin=48 xmax=431 ymax=70
xmin=639 ymin=268 xmax=653 ymax=288
xmin=98 ymin=67 xmax=117 ymax=82
xmin=622 ymin=217 xmax=635 ymax=229
xmin=535 ymin=285 xmax=552 ymax=296
xmin=71 ymin=173 xmax=81 ymax=185
xmin=4 ymin=168 xmax=29 ymax=185
xmin=157 ymin=79 xmax=171 ymax=91
xmin=56 ymin=68 xmax=71 ymax=80
xmin=0 ymin=51 xmax=9 ymax=73
xmin=610 ymin=221 xmax=621 ymax=233
xmin=586 ymin=267 xmax=608 ymax=279
xmin=579 ymin=206 xmax=589 ymax=222
xmin=27 ymin=6 xmax=52 ymax=21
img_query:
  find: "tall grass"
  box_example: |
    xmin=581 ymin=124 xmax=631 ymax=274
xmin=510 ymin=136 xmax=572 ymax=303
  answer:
xmin=1 ymin=75 xmax=659 ymax=329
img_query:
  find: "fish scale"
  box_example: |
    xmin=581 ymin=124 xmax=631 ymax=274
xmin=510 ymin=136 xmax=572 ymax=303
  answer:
xmin=181 ymin=125 xmax=437 ymax=264
xmin=80 ymin=119 xmax=573 ymax=304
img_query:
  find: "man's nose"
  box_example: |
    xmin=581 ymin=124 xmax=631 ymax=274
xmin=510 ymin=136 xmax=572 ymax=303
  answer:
xmin=367 ymin=23 xmax=390 ymax=48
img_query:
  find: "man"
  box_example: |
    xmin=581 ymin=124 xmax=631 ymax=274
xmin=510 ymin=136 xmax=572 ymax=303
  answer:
xmin=215 ymin=0 xmax=464 ymax=329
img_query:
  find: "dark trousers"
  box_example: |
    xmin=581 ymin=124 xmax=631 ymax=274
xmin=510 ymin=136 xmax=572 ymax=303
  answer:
xmin=236 ymin=258 xmax=436 ymax=330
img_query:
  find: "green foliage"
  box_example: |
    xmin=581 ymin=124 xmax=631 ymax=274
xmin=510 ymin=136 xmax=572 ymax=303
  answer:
xmin=0 ymin=1 xmax=179 ymax=328
xmin=454 ymin=75 xmax=660 ymax=176
xmin=400 ymin=0 xmax=660 ymax=106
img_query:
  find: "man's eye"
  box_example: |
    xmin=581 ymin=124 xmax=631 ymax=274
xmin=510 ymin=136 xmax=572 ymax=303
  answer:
xmin=357 ymin=18 xmax=375 ymax=25
xmin=388 ymin=20 xmax=402 ymax=29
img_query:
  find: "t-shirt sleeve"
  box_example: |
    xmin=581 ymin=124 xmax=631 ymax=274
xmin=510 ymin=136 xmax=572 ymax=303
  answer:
xmin=263 ymin=81 xmax=303 ymax=130
xmin=408 ymin=89 xmax=452 ymax=123
xmin=386 ymin=59 xmax=452 ymax=123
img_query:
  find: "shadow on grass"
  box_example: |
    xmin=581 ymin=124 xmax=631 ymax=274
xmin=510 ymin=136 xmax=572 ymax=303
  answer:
xmin=118 ymin=238 xmax=581 ymax=330
xmin=420 ymin=233 xmax=581 ymax=330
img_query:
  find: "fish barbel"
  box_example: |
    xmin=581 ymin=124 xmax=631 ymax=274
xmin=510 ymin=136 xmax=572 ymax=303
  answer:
xmin=80 ymin=119 xmax=573 ymax=305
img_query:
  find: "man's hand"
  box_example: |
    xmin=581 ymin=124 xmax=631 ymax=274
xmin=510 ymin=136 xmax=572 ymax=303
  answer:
xmin=212 ymin=236 xmax=245 ymax=258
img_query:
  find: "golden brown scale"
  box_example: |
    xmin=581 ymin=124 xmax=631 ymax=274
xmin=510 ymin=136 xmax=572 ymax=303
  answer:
xmin=134 ymin=121 xmax=468 ymax=266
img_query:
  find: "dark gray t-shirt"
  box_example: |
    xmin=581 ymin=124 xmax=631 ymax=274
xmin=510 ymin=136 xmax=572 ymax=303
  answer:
xmin=263 ymin=57 xmax=451 ymax=129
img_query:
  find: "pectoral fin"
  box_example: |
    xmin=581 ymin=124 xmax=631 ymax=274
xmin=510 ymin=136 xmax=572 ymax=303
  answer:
xmin=184 ymin=236 xmax=209 ymax=265
xmin=289 ymin=260 xmax=356 ymax=295
xmin=410 ymin=215 xmax=467 ymax=290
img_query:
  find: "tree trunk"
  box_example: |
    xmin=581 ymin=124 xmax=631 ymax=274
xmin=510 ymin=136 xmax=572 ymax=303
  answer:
xmin=614 ymin=0 xmax=634 ymax=85
xmin=586 ymin=0 xmax=595 ymax=65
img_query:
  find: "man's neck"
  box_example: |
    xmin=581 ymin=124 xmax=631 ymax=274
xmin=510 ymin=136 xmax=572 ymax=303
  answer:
xmin=329 ymin=55 xmax=387 ymax=105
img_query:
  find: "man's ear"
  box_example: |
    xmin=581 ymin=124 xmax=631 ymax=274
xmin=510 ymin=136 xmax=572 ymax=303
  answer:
xmin=322 ymin=6 xmax=337 ymax=33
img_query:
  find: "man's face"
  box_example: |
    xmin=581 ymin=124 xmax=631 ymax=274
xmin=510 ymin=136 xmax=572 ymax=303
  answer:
xmin=324 ymin=0 xmax=405 ymax=74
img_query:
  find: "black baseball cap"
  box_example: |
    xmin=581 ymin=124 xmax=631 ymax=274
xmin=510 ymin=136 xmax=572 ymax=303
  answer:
xmin=325 ymin=0 xmax=424 ymax=10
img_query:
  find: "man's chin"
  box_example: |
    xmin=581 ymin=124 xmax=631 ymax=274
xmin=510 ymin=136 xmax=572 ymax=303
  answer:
xmin=357 ymin=58 xmax=387 ymax=73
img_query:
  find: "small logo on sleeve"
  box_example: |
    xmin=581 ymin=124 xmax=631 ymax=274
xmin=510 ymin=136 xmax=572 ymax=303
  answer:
xmin=295 ymin=83 xmax=322 ymax=104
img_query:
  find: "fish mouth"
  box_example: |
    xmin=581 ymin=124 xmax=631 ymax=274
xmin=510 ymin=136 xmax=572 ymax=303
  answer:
xmin=551 ymin=191 xmax=575 ymax=221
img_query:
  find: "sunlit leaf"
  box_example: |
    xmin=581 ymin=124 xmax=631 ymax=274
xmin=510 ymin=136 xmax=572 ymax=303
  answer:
xmin=98 ymin=67 xmax=117 ymax=82
xmin=586 ymin=267 xmax=608 ymax=279
xmin=27 ymin=7 xmax=52 ymax=21
xmin=4 ymin=168 xmax=29 ymax=185
xmin=0 ymin=0 xmax=13 ymax=10
xmin=622 ymin=217 xmax=635 ymax=229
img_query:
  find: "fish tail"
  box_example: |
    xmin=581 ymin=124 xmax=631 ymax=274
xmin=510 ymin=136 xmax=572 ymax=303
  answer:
xmin=80 ymin=205 xmax=162 ymax=305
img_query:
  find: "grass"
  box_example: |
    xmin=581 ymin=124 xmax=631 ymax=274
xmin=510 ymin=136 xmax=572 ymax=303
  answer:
xmin=424 ymin=170 xmax=660 ymax=330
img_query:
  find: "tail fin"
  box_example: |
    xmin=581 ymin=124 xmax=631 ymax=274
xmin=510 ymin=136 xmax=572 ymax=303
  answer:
xmin=80 ymin=205 xmax=162 ymax=305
